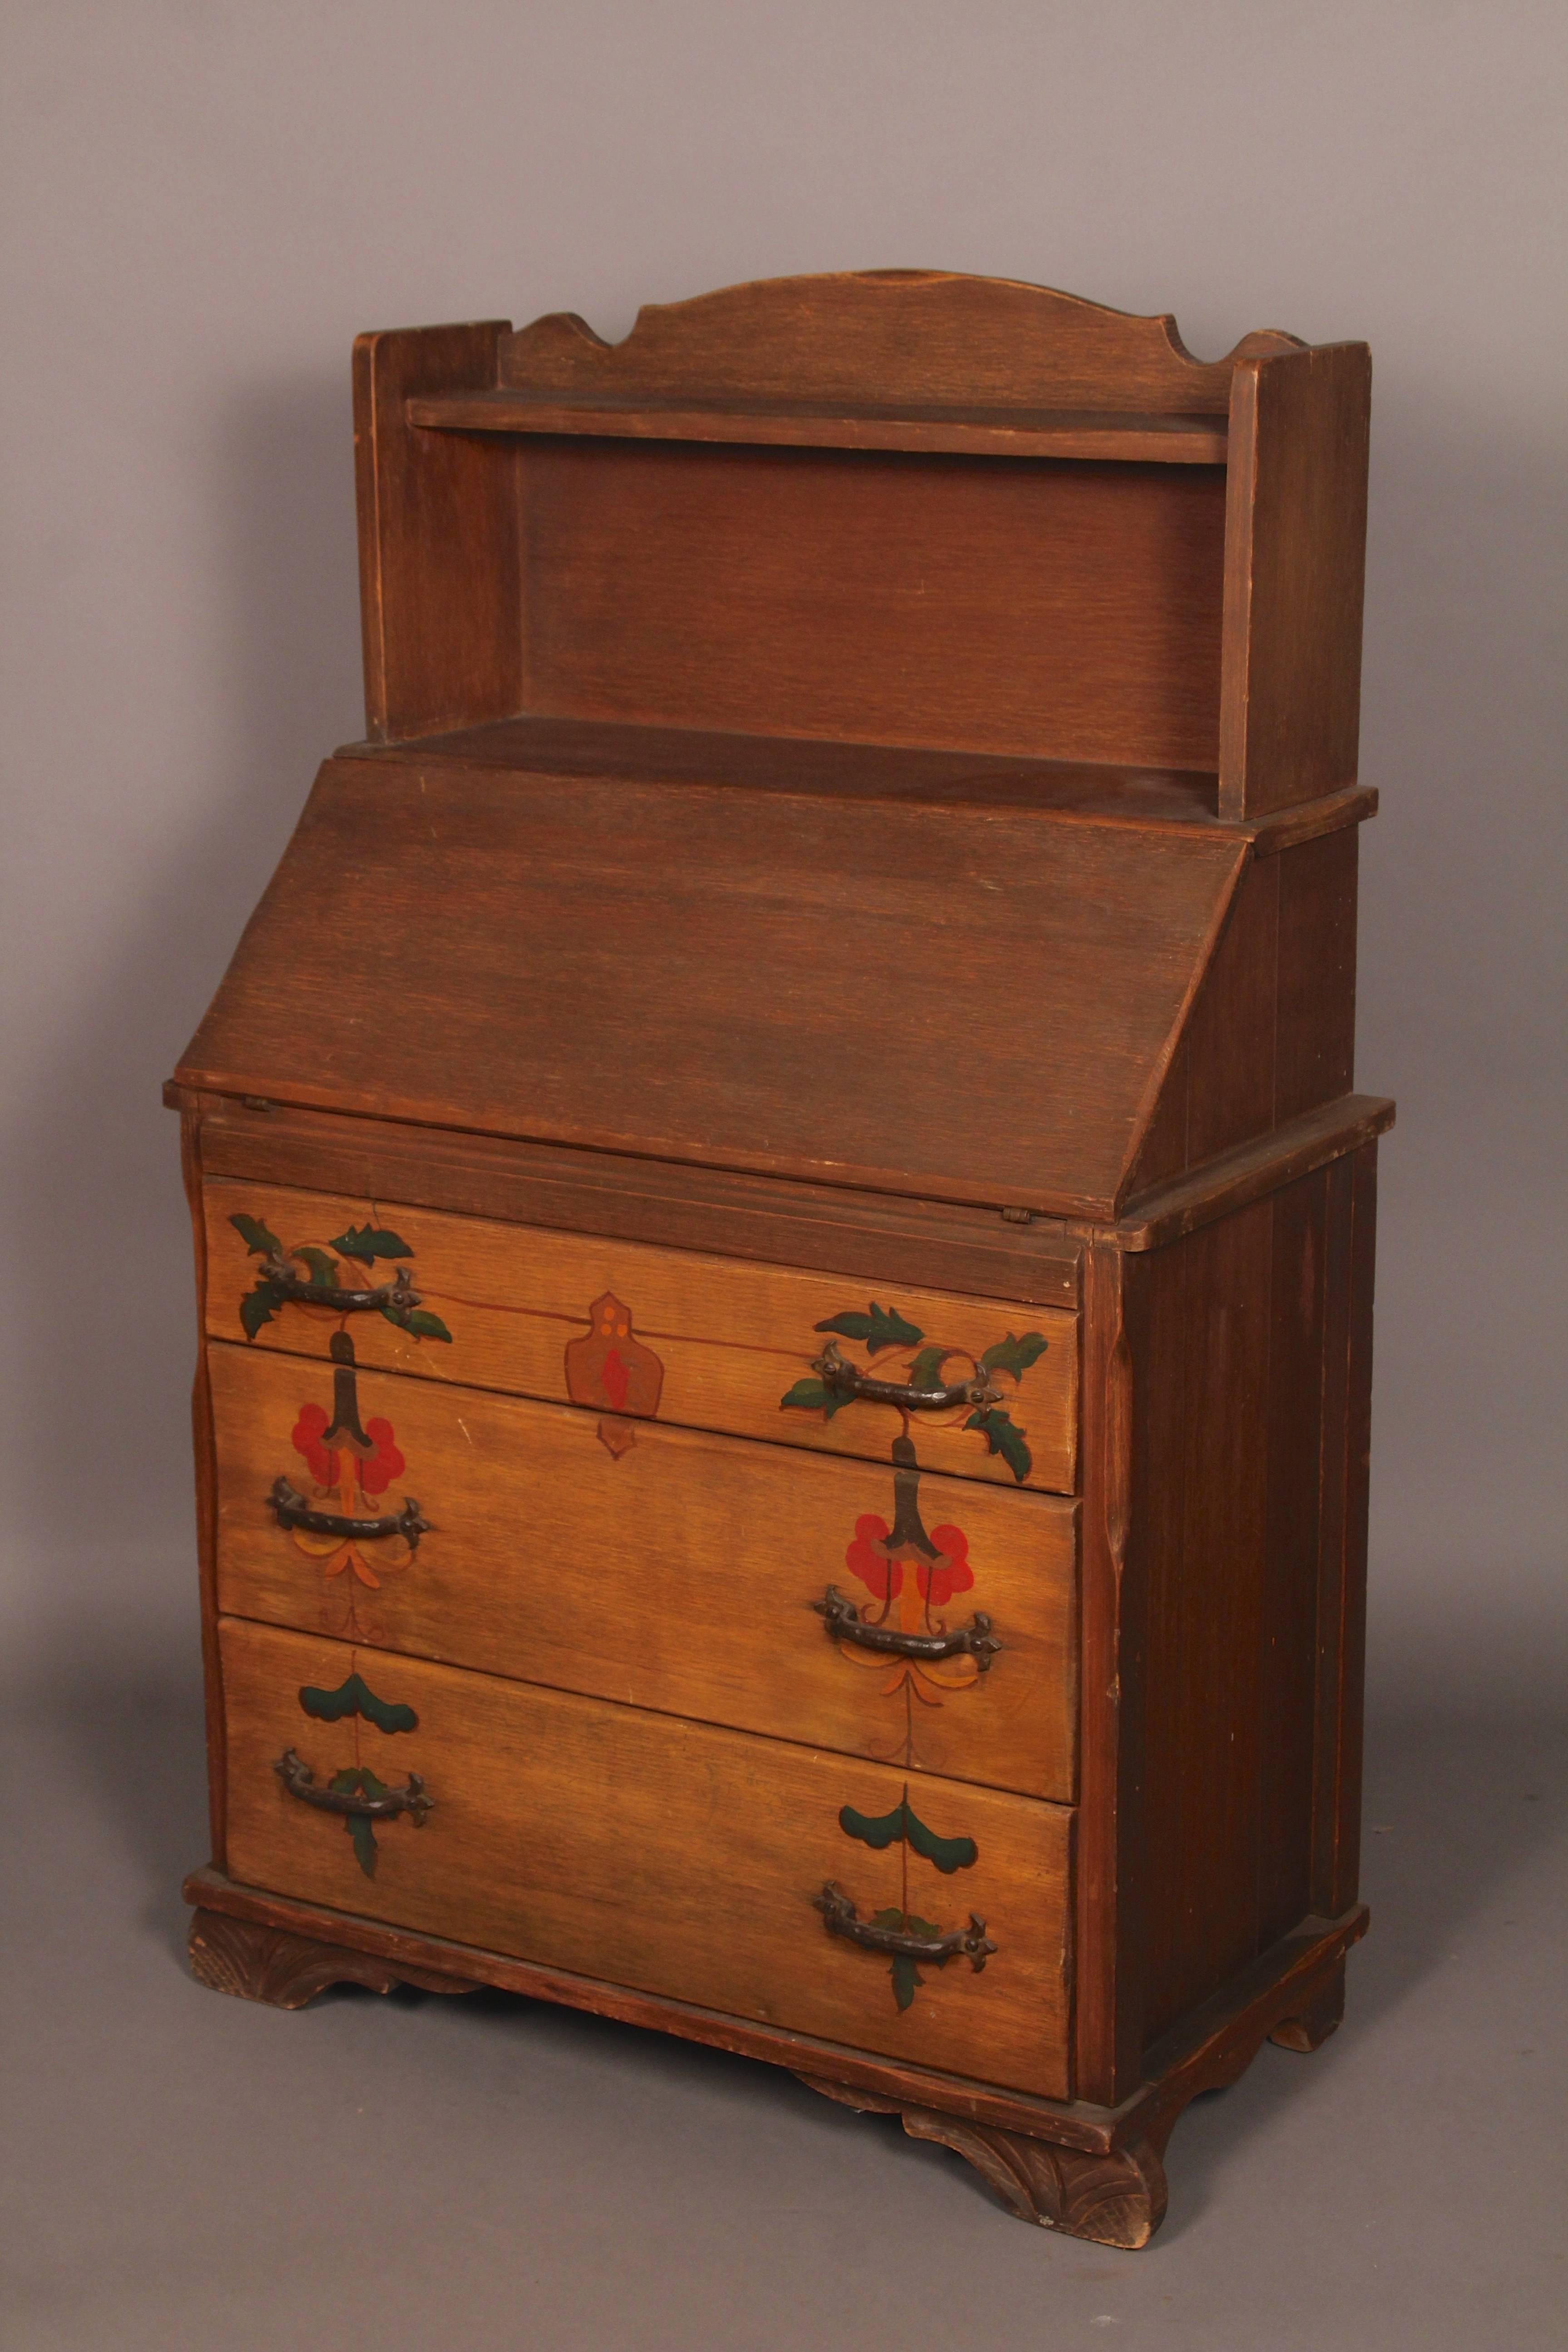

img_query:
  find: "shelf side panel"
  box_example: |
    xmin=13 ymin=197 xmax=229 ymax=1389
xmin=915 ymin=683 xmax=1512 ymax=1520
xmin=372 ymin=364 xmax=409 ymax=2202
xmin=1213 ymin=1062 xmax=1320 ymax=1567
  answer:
xmin=354 ymin=322 xmax=523 ymax=742
xmin=1219 ymin=345 xmax=1371 ymax=818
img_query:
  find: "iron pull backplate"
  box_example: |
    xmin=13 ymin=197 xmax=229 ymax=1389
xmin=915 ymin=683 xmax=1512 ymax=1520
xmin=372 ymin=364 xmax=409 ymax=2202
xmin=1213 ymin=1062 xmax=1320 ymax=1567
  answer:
xmin=273 ymin=1748 xmax=433 ymax=1823
xmin=268 ymin=1476 xmax=431 ymax=1552
xmin=813 ymin=1584 xmax=1002 ymax=1669
xmin=812 ymin=1339 xmax=1001 ymax=1413
xmin=814 ymin=1882 xmax=996 ymax=1969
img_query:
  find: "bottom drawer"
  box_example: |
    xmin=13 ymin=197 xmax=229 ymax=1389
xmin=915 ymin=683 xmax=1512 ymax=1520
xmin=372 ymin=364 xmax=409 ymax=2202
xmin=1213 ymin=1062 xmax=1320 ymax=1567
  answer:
xmin=220 ymin=1617 xmax=1073 ymax=2099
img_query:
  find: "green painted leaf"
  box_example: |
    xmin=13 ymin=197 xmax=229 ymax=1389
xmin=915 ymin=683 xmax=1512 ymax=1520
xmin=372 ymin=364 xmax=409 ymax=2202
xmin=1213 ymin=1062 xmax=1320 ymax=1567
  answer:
xmin=907 ymin=1345 xmax=951 ymax=1392
xmin=903 ymin=1803 xmax=979 ymax=1875
xmin=299 ymin=1673 xmax=417 ymax=1736
xmin=813 ymin=1302 xmax=924 ymax=1354
xmin=838 ymin=1801 xmax=908 ymax=1852
xmin=891 ymin=1953 xmax=921 ymax=2011
xmin=293 ymin=1246 xmax=342 ymax=1289
xmin=328 ymin=1223 xmax=414 ymax=1265
xmin=779 ymin=1375 xmax=855 ymax=1422
xmin=979 ymin=1330 xmax=1049 ymax=1384
xmin=325 ymin=1764 xmax=389 ymax=1880
xmin=872 ymin=1906 xmax=905 ymax=1929
xmin=230 ymin=1211 xmax=283 ymax=1259
xmin=239 ymin=1280 xmax=284 ymax=1341
xmin=964 ymin=1405 xmax=1033 ymax=1485
xmin=402 ymin=1307 xmax=451 ymax=1343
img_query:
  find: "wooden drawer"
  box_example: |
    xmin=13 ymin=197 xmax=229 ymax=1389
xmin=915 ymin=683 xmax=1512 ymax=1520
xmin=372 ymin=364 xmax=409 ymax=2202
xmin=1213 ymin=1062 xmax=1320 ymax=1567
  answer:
xmin=203 ymin=1177 xmax=1078 ymax=1495
xmin=220 ymin=1617 xmax=1073 ymax=2098
xmin=211 ymin=1339 xmax=1077 ymax=1802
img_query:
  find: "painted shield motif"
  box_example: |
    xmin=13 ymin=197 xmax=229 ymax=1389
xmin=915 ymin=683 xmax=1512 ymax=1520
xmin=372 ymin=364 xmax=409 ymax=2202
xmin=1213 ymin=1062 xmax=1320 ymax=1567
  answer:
xmin=564 ymin=1291 xmax=664 ymax=1458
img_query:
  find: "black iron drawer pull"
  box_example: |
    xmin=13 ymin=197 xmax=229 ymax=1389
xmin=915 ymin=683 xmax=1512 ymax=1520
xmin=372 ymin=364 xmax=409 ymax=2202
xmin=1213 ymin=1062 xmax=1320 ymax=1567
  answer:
xmin=274 ymin=1748 xmax=433 ymax=1823
xmin=258 ymin=1251 xmax=422 ymax=1315
xmin=813 ymin=1584 xmax=1002 ymax=1669
xmin=269 ymin=1475 xmax=431 ymax=1551
xmin=814 ymin=1882 xmax=996 ymax=1969
xmin=811 ymin=1339 xmax=1001 ymax=1412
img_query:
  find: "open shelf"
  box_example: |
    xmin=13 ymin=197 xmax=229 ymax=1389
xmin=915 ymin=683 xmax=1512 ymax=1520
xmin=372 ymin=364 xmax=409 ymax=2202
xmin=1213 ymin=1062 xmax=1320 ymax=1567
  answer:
xmin=345 ymin=716 xmax=1374 ymax=848
xmin=406 ymin=388 xmax=1229 ymax=465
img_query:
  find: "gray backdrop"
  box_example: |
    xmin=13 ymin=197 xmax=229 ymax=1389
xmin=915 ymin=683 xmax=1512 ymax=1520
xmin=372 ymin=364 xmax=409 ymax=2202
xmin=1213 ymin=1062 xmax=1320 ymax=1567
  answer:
xmin=3 ymin=6 xmax=1563 ymax=2347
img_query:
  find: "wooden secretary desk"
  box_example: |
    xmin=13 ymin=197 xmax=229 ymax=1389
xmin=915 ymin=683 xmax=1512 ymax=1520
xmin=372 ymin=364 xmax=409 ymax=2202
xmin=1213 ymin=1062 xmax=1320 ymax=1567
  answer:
xmin=167 ymin=270 xmax=1391 ymax=2248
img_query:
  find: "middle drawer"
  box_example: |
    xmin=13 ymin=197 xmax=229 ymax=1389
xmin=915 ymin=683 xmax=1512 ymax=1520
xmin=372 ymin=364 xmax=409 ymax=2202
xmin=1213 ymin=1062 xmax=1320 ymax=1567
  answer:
xmin=211 ymin=1339 xmax=1078 ymax=1803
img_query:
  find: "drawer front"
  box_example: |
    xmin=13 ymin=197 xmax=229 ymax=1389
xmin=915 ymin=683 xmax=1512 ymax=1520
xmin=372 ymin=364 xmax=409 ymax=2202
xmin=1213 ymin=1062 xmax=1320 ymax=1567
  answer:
xmin=203 ymin=1178 xmax=1078 ymax=1495
xmin=221 ymin=1617 xmax=1073 ymax=2099
xmin=211 ymin=1340 xmax=1077 ymax=1802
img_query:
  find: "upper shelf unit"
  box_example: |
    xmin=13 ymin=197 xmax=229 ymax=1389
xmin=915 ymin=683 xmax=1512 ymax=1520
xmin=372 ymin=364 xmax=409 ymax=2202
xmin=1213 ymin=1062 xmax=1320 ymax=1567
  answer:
xmin=354 ymin=270 xmax=1371 ymax=821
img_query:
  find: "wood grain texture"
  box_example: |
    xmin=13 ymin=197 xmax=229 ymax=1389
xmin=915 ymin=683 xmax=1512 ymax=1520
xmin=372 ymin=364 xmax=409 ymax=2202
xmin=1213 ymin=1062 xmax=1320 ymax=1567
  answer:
xmin=496 ymin=270 xmax=1301 ymax=414
xmin=209 ymin=1342 xmax=1079 ymax=1801
xmin=192 ymin=1100 xmax=1083 ymax=1308
xmin=201 ymin=1176 xmax=1079 ymax=1494
xmin=354 ymin=321 xmax=522 ymax=741
xmin=412 ymin=387 xmax=1229 ymax=464
xmin=173 ymin=755 xmax=1248 ymax=1220
xmin=1220 ymin=344 xmax=1372 ymax=818
xmin=1122 ymin=832 xmax=1364 ymax=1201
xmin=1182 ymin=853 xmax=1280 ymax=1167
xmin=1129 ymin=1154 xmax=1380 ymax=2053
xmin=220 ymin=1618 xmax=1074 ymax=2097
xmin=1275 ymin=827 xmax=1358 ymax=1125
xmin=1139 ymin=1196 xmax=1275 ymax=2042
xmin=520 ymin=439 xmax=1228 ymax=769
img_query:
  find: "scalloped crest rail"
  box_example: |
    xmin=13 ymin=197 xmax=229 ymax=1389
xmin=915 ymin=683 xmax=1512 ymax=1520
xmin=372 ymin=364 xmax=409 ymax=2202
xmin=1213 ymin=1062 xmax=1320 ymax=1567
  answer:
xmin=494 ymin=270 xmax=1303 ymax=412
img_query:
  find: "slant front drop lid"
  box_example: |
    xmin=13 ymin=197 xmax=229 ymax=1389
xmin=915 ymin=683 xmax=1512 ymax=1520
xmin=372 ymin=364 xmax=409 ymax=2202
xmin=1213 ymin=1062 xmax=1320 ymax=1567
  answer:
xmin=178 ymin=750 xmax=1250 ymax=1218
xmin=171 ymin=269 xmax=1390 ymax=2248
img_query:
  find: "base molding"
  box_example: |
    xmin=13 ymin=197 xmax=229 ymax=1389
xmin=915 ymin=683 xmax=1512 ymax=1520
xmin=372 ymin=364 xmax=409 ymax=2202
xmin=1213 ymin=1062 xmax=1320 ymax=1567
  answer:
xmin=182 ymin=1867 xmax=1365 ymax=2245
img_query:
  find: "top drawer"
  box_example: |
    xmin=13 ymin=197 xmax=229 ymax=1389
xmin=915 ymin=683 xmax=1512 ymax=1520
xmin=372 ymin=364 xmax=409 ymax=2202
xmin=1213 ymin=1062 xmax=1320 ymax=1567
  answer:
xmin=202 ymin=1179 xmax=1078 ymax=1494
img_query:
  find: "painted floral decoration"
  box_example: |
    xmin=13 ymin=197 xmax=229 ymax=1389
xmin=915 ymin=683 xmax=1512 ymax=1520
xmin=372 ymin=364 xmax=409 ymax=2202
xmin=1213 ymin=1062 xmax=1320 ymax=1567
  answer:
xmin=292 ymin=1402 xmax=406 ymax=1499
xmin=845 ymin=1514 xmax=973 ymax=1608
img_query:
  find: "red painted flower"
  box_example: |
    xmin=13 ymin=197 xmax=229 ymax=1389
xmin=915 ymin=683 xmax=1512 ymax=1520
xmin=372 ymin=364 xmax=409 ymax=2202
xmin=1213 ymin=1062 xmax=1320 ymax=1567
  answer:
xmin=291 ymin=1404 xmax=405 ymax=1496
xmin=845 ymin=1513 xmax=898 ymax=1600
xmin=843 ymin=1514 xmax=974 ymax=1607
xmin=358 ymin=1418 xmax=405 ymax=1496
xmin=921 ymin=1525 xmax=973 ymax=1608
xmin=291 ymin=1402 xmax=333 ymax=1485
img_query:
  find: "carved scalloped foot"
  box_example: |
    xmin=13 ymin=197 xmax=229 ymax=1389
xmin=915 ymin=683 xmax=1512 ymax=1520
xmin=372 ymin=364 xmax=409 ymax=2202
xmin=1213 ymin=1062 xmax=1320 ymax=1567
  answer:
xmin=1268 ymin=1958 xmax=1346 ymax=2053
xmin=902 ymin=2109 xmax=1167 ymax=2246
xmin=797 ymin=2076 xmax=1166 ymax=2247
xmin=188 ymin=1907 xmax=480 ymax=2010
